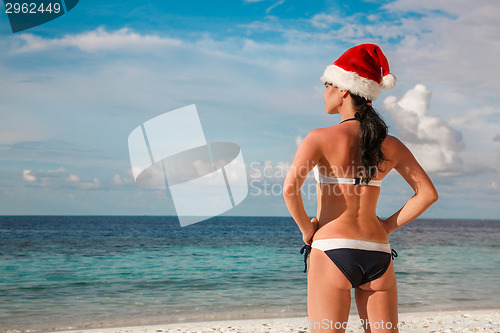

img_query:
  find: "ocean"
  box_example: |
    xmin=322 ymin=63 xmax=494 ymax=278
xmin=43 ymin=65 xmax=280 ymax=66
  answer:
xmin=0 ymin=216 xmax=499 ymax=332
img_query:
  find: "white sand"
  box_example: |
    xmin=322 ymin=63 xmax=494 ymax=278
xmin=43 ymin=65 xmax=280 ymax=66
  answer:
xmin=44 ymin=309 xmax=500 ymax=333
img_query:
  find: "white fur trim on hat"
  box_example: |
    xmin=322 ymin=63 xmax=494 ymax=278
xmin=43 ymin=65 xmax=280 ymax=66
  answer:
xmin=320 ymin=64 xmax=381 ymax=101
xmin=381 ymin=73 xmax=396 ymax=89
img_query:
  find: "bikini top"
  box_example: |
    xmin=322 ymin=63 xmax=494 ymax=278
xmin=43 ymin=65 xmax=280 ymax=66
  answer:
xmin=312 ymin=166 xmax=382 ymax=187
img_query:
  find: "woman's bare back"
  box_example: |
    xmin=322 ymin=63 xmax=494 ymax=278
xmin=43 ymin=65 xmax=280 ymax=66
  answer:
xmin=311 ymin=123 xmax=399 ymax=243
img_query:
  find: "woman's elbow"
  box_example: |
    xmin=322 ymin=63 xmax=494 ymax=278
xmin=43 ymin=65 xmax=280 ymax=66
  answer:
xmin=283 ymin=182 xmax=299 ymax=199
xmin=415 ymin=185 xmax=438 ymax=206
xmin=427 ymin=187 xmax=439 ymax=204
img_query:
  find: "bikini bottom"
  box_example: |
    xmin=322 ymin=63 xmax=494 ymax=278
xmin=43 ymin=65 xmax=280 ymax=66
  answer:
xmin=300 ymin=238 xmax=397 ymax=288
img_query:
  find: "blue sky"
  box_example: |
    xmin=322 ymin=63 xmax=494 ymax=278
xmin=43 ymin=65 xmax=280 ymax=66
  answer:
xmin=1 ymin=0 xmax=499 ymax=219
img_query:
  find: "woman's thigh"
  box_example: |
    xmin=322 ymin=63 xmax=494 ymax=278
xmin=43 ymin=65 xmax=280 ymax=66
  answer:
xmin=355 ymin=262 xmax=399 ymax=332
xmin=307 ymin=248 xmax=352 ymax=333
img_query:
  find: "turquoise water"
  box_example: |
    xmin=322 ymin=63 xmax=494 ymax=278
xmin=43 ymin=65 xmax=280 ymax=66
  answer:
xmin=0 ymin=217 xmax=499 ymax=332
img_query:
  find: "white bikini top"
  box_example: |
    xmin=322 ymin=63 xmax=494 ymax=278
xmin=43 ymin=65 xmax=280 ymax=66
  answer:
xmin=313 ymin=165 xmax=382 ymax=187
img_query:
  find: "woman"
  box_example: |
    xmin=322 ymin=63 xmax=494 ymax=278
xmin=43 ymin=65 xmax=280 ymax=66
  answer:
xmin=283 ymin=44 xmax=438 ymax=333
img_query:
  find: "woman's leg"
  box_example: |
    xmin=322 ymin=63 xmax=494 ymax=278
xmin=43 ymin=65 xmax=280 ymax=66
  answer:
xmin=355 ymin=261 xmax=399 ymax=333
xmin=308 ymin=248 xmax=352 ymax=333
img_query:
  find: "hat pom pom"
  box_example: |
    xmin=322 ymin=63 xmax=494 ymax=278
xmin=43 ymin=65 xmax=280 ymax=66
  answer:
xmin=381 ymin=73 xmax=396 ymax=89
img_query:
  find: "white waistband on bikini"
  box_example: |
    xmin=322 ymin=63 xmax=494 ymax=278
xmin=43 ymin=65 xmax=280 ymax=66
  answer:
xmin=311 ymin=238 xmax=391 ymax=254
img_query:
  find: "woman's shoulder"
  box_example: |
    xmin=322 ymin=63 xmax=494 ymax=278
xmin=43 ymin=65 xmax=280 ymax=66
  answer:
xmin=303 ymin=126 xmax=338 ymax=141
xmin=383 ymin=134 xmax=405 ymax=149
xmin=382 ymin=135 xmax=413 ymax=164
xmin=309 ymin=123 xmax=350 ymax=137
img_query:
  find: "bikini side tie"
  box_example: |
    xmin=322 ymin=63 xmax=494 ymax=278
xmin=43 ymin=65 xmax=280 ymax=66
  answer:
xmin=391 ymin=249 xmax=398 ymax=260
xmin=300 ymin=244 xmax=312 ymax=273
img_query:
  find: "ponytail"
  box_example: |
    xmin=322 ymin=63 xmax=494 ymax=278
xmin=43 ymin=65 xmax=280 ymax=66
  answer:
xmin=350 ymin=94 xmax=388 ymax=183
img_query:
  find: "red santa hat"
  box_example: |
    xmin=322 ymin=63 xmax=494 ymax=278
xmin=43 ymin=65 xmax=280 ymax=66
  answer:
xmin=320 ymin=43 xmax=396 ymax=101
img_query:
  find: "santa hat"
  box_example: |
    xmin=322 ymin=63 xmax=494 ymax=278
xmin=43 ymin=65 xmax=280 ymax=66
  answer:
xmin=320 ymin=43 xmax=396 ymax=101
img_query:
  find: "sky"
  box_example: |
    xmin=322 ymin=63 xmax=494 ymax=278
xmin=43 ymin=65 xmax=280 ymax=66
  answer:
xmin=1 ymin=0 xmax=499 ymax=219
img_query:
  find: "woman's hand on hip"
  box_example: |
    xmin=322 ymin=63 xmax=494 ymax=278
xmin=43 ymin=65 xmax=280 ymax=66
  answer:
xmin=302 ymin=217 xmax=319 ymax=245
xmin=378 ymin=216 xmax=391 ymax=235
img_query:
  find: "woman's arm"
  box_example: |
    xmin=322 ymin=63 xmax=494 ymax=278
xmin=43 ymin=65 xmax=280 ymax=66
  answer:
xmin=283 ymin=130 xmax=322 ymax=244
xmin=382 ymin=137 xmax=439 ymax=234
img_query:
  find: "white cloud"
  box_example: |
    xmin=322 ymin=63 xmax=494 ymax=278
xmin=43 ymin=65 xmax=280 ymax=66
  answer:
xmin=449 ymin=106 xmax=500 ymax=131
xmin=295 ymin=135 xmax=303 ymax=148
xmin=48 ymin=167 xmax=66 ymax=173
xmin=76 ymin=178 xmax=101 ymax=191
xmin=65 ymin=173 xmax=101 ymax=190
xmin=265 ymin=0 xmax=284 ymax=15
xmin=22 ymin=169 xmax=37 ymax=182
xmin=10 ymin=27 xmax=182 ymax=54
xmin=310 ymin=14 xmax=338 ymax=29
xmin=21 ymin=167 xmax=74 ymax=185
xmin=383 ymin=84 xmax=465 ymax=175
xmin=383 ymin=0 xmax=476 ymax=15
xmin=388 ymin=2 xmax=500 ymax=92
xmin=65 ymin=174 xmax=81 ymax=183
xmin=239 ymin=19 xmax=284 ymax=35
xmin=19 ymin=167 xmax=110 ymax=191
xmin=112 ymin=172 xmax=134 ymax=186
xmin=113 ymin=174 xmax=123 ymax=186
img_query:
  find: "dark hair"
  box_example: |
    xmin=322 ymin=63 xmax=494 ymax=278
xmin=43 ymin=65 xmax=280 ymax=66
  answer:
xmin=350 ymin=93 xmax=388 ymax=183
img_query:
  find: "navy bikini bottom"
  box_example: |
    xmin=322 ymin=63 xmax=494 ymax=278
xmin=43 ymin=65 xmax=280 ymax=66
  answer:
xmin=300 ymin=238 xmax=398 ymax=288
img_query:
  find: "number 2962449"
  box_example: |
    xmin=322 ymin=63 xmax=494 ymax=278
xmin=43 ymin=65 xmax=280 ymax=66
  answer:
xmin=5 ymin=2 xmax=61 ymax=14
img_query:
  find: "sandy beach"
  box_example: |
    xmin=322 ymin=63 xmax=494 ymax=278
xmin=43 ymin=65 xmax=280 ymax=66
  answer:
xmin=37 ymin=309 xmax=500 ymax=333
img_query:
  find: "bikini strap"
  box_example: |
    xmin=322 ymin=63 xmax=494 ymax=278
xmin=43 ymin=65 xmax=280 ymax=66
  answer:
xmin=339 ymin=112 xmax=361 ymax=124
